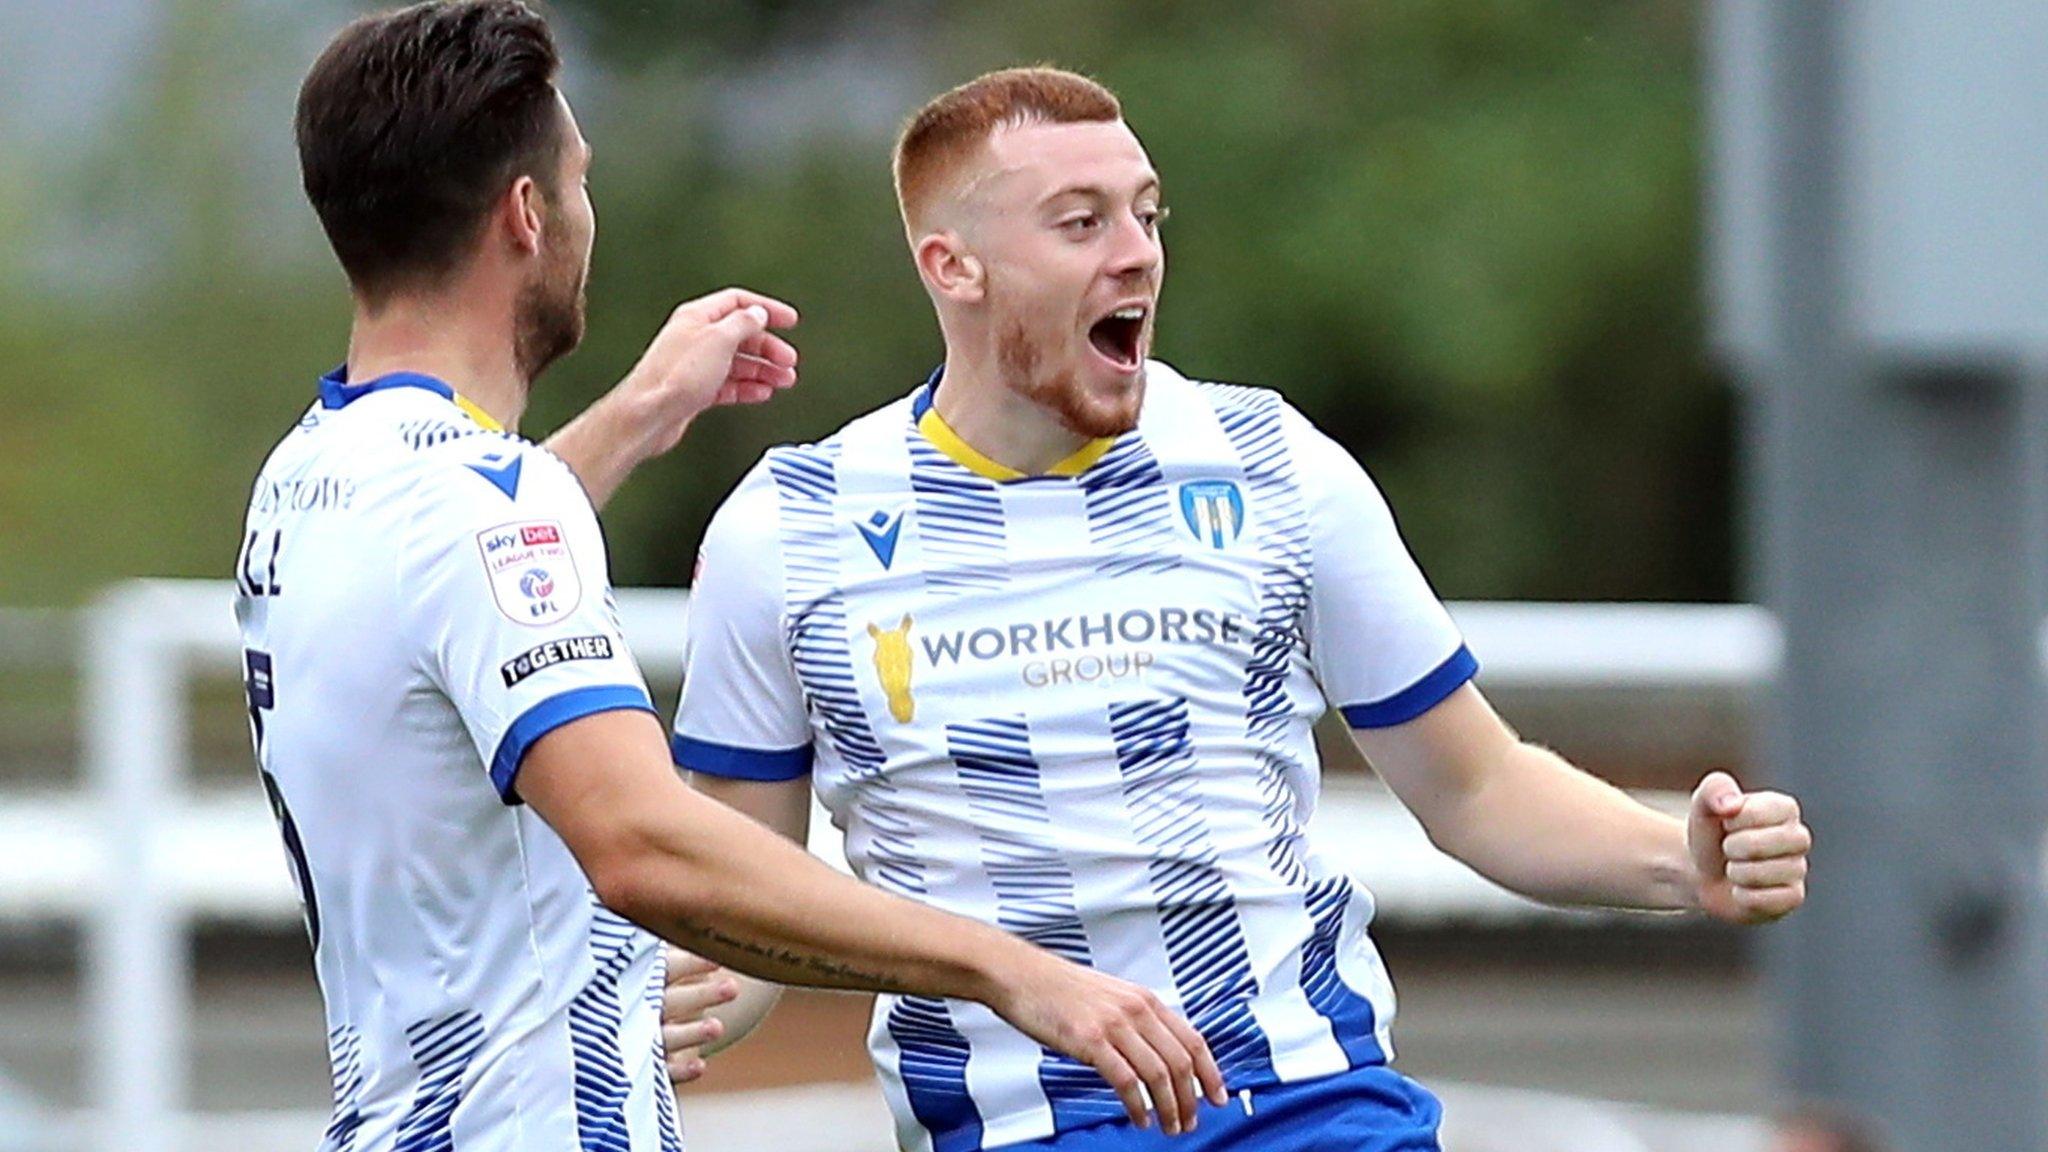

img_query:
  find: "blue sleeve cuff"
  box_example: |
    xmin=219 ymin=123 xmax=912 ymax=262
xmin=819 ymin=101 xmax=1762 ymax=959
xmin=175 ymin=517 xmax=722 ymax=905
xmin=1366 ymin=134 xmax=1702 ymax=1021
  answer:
xmin=671 ymin=733 xmax=814 ymax=781
xmin=491 ymin=685 xmax=656 ymax=804
xmin=1339 ymin=645 xmax=1478 ymax=729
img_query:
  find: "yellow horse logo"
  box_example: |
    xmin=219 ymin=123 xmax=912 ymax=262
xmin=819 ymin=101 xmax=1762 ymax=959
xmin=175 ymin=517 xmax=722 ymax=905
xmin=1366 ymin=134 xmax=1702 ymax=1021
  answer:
xmin=866 ymin=614 xmax=916 ymax=723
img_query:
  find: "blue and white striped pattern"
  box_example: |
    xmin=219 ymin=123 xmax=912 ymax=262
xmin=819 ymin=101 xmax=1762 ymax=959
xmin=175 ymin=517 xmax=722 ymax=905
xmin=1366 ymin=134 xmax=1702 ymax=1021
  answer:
xmin=869 ymin=788 xmax=965 ymax=1138
xmin=1077 ymin=437 xmax=1180 ymax=578
xmin=772 ymin=442 xmax=934 ymax=905
xmin=946 ymin=716 xmax=1086 ymax=958
xmin=1205 ymin=384 xmax=1315 ymax=880
xmin=646 ymin=956 xmax=685 ymax=1152
xmin=770 ymin=444 xmax=888 ymax=781
xmin=1249 ymin=755 xmax=1310 ymax=885
xmin=398 ymin=420 xmax=472 ymax=451
xmin=568 ymin=903 xmax=639 ymax=1152
xmin=1035 ymin=1053 xmax=1127 ymax=1135
xmin=692 ymin=369 xmax=1443 ymax=1151
xmin=774 ymin=438 xmax=979 ymax=1146
xmin=1108 ymin=697 xmax=1275 ymax=1078
xmin=393 ymin=1011 xmax=484 ymax=1152
xmin=907 ymin=433 xmax=1009 ymax=596
xmin=1296 ymin=874 xmax=1385 ymax=1067
xmin=945 ymin=716 xmax=1123 ymax=1129
xmin=395 ymin=419 xmax=519 ymax=452
xmin=317 ymin=1025 xmax=365 ymax=1152
xmin=1205 ymin=385 xmax=1311 ymax=745
xmin=860 ymin=790 xmax=935 ymax=897
xmin=887 ymin=995 xmax=984 ymax=1152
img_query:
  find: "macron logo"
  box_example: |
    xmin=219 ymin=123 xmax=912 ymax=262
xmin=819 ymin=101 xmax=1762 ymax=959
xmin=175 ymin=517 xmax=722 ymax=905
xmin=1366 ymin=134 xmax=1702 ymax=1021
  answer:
xmin=466 ymin=452 xmax=523 ymax=501
xmin=857 ymin=509 xmax=905 ymax=569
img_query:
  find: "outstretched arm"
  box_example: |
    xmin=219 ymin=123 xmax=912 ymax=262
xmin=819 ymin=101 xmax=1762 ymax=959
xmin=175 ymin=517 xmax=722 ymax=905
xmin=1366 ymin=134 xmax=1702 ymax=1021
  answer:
xmin=659 ymin=775 xmax=811 ymax=1086
xmin=1351 ymin=684 xmax=1810 ymax=923
xmin=520 ymin=709 xmax=1227 ymax=1133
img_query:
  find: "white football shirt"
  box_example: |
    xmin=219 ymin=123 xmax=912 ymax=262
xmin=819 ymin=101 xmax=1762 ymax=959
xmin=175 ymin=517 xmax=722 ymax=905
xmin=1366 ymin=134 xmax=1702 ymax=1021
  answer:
xmin=672 ymin=361 xmax=1475 ymax=1152
xmin=236 ymin=370 xmax=683 ymax=1152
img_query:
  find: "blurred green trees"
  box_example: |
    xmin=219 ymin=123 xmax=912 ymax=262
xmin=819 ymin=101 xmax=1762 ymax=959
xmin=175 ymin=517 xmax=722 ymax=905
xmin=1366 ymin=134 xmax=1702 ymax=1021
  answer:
xmin=0 ymin=0 xmax=1730 ymax=607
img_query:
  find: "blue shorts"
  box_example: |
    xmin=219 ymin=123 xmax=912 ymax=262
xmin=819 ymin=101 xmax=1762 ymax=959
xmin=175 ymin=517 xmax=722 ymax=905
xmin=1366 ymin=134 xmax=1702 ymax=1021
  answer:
xmin=1001 ymin=1065 xmax=1443 ymax=1152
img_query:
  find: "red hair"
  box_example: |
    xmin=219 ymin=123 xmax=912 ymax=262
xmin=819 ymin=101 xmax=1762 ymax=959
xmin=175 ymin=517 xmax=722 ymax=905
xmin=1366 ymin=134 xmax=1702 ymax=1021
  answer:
xmin=893 ymin=66 xmax=1122 ymax=231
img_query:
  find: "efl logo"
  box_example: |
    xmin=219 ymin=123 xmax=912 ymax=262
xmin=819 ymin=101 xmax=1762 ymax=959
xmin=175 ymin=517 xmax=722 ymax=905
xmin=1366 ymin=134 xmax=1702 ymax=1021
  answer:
xmin=475 ymin=519 xmax=580 ymax=626
xmin=519 ymin=568 xmax=556 ymax=602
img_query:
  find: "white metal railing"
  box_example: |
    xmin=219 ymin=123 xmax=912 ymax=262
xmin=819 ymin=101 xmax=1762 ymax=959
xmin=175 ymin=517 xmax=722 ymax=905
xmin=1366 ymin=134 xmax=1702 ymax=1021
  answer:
xmin=73 ymin=578 xmax=1782 ymax=1152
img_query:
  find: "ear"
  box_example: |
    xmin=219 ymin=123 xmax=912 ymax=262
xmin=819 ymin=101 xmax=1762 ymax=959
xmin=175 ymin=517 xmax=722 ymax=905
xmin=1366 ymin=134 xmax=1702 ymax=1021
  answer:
xmin=502 ymin=174 xmax=546 ymax=257
xmin=914 ymin=231 xmax=984 ymax=304
xmin=898 ymin=614 xmax=912 ymax=630
xmin=867 ymin=622 xmax=882 ymax=638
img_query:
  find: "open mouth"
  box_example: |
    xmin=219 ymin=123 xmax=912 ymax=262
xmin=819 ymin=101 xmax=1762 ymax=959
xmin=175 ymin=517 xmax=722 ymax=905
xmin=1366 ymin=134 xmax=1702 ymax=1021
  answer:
xmin=1087 ymin=305 xmax=1147 ymax=371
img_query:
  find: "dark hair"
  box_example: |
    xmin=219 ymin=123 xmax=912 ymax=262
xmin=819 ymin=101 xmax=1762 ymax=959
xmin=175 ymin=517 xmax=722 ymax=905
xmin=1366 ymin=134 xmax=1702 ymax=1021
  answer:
xmin=296 ymin=0 xmax=564 ymax=303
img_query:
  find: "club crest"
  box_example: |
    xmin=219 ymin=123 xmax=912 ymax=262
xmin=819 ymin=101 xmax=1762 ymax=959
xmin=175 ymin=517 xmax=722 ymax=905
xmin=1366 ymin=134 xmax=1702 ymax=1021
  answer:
xmin=1179 ymin=480 xmax=1245 ymax=549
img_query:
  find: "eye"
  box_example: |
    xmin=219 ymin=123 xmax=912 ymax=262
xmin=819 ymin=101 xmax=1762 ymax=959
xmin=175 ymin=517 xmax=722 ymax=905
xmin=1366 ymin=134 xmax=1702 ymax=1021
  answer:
xmin=1060 ymin=212 xmax=1103 ymax=237
xmin=1138 ymin=205 xmax=1170 ymax=233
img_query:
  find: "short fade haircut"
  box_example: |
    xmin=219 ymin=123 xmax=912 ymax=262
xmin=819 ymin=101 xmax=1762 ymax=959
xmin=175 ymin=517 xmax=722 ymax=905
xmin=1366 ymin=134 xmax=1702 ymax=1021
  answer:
xmin=296 ymin=0 xmax=564 ymax=304
xmin=892 ymin=66 xmax=1121 ymax=233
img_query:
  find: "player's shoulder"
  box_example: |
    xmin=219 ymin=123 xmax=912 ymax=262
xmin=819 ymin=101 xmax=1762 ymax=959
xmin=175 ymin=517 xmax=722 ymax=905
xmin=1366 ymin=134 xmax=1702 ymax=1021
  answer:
xmin=392 ymin=436 xmax=603 ymax=610
xmin=753 ymin=388 xmax=920 ymax=499
xmin=318 ymin=427 xmax=594 ymax=587
xmin=1141 ymin=358 xmax=1296 ymax=425
xmin=404 ymin=426 xmax=588 ymax=515
xmin=289 ymin=391 xmax=567 ymax=500
xmin=1143 ymin=358 xmax=1264 ymax=401
xmin=249 ymin=397 xmax=480 ymax=517
xmin=1141 ymin=359 xmax=1365 ymax=488
xmin=705 ymin=455 xmax=784 ymax=542
xmin=1142 ymin=358 xmax=1319 ymax=445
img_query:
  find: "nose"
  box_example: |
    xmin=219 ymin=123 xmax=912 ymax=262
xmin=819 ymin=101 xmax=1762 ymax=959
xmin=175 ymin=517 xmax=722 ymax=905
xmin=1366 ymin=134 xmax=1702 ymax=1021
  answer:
xmin=1106 ymin=212 xmax=1161 ymax=282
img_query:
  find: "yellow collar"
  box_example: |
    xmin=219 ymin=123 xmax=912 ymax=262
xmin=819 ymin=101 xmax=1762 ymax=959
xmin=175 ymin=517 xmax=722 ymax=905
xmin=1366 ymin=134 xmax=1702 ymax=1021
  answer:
xmin=916 ymin=406 xmax=1113 ymax=481
xmin=453 ymin=393 xmax=506 ymax=433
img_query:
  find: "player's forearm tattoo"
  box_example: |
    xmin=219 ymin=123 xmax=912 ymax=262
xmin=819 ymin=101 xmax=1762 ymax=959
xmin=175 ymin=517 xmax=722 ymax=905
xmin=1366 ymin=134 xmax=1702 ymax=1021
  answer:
xmin=678 ymin=919 xmax=916 ymax=994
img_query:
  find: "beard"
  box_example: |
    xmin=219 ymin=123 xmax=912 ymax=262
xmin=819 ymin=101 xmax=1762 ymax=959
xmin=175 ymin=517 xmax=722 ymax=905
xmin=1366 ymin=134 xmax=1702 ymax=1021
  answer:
xmin=990 ymin=293 xmax=1144 ymax=441
xmin=513 ymin=208 xmax=588 ymax=387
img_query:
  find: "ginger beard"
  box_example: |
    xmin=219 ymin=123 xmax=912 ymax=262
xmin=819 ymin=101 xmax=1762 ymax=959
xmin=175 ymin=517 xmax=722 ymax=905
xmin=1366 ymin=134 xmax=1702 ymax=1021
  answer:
xmin=514 ymin=190 xmax=589 ymax=386
xmin=986 ymin=265 xmax=1150 ymax=440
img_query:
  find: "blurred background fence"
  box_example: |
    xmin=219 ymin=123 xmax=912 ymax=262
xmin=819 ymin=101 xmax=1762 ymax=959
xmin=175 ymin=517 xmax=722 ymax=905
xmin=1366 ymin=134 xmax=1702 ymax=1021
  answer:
xmin=2 ymin=584 xmax=1784 ymax=1151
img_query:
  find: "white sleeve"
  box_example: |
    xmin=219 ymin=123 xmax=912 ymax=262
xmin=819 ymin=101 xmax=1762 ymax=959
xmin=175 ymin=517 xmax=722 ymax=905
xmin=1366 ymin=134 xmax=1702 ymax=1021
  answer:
xmin=400 ymin=441 xmax=652 ymax=802
xmin=669 ymin=462 xmax=813 ymax=780
xmin=1285 ymin=405 xmax=1477 ymax=727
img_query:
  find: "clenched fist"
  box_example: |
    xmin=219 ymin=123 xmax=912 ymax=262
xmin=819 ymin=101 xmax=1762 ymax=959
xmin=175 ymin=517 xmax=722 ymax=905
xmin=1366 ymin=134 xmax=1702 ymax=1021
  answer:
xmin=1687 ymin=771 xmax=1812 ymax=925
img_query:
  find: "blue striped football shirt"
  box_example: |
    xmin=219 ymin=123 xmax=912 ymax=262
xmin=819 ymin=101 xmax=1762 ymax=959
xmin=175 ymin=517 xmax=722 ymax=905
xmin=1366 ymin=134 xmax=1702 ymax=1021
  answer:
xmin=674 ymin=360 xmax=1474 ymax=1152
